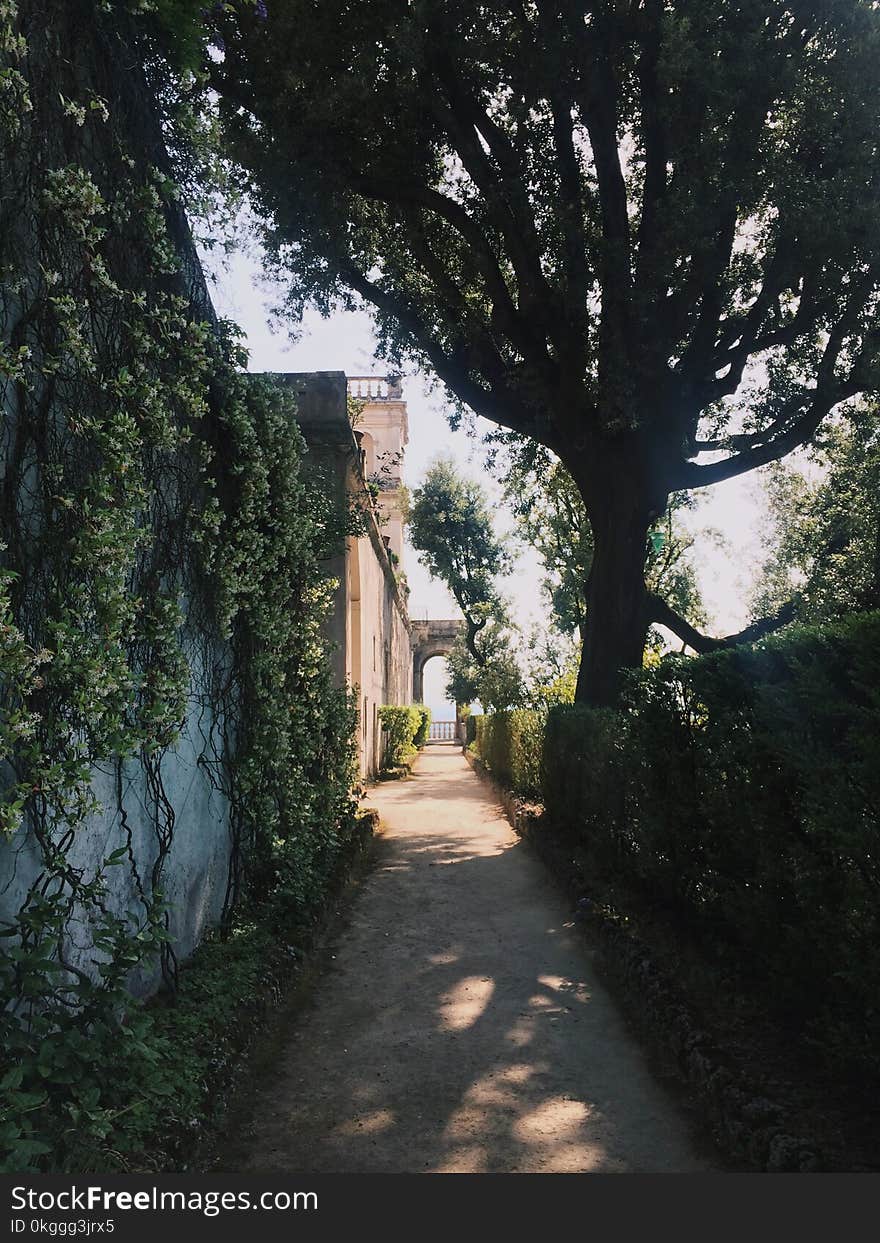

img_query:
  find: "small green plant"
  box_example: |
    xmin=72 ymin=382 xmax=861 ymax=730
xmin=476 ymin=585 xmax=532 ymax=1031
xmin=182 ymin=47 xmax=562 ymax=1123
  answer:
xmin=377 ymin=705 xmax=422 ymax=769
xmin=412 ymin=704 xmax=431 ymax=748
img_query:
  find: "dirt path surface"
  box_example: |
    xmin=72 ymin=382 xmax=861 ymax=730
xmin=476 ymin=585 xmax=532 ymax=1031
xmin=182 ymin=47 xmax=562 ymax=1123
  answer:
xmin=223 ymin=744 xmax=716 ymax=1173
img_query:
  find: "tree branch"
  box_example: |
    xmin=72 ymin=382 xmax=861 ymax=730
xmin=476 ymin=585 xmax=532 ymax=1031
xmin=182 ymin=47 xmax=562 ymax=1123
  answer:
xmin=634 ymin=0 xmax=669 ymax=286
xmin=355 ymin=176 xmax=523 ymax=337
xmin=680 ymin=289 xmax=880 ymax=488
xmin=547 ymin=85 xmax=593 ymax=354
xmin=679 ymin=383 xmax=858 ymax=489
xmin=667 ymin=12 xmax=817 ymax=382
xmin=338 ymin=260 xmax=547 ymax=443
xmin=424 ymin=34 xmax=555 ymax=329
xmin=532 ymin=2 xmax=593 ymax=356
xmin=556 ymin=0 xmax=632 ymax=372
xmin=647 ymin=593 xmax=796 ymax=654
xmin=401 ymin=206 xmax=546 ymax=373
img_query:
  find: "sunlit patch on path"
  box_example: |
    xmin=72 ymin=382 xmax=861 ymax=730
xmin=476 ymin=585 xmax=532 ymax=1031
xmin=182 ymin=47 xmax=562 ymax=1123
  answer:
xmin=221 ymin=744 xmax=715 ymax=1173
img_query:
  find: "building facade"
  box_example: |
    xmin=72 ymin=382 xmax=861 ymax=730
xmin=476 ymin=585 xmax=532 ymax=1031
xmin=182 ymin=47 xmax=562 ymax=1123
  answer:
xmin=281 ymin=372 xmax=413 ymax=777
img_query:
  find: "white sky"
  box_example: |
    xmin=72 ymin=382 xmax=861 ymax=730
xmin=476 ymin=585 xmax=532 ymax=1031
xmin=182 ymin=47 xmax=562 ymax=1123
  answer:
xmin=205 ymin=247 xmax=767 ymax=715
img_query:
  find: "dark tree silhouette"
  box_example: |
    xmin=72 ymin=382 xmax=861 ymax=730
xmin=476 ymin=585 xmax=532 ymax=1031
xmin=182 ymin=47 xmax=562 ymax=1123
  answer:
xmin=215 ymin=0 xmax=880 ymax=703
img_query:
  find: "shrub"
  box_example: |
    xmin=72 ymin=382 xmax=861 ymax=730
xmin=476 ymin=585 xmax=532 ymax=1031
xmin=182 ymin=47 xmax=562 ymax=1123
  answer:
xmin=472 ymin=708 xmax=544 ymax=798
xmin=378 ymin=705 xmax=422 ymax=768
xmin=412 ymin=704 xmax=431 ymax=748
xmin=543 ymin=612 xmax=880 ymax=1085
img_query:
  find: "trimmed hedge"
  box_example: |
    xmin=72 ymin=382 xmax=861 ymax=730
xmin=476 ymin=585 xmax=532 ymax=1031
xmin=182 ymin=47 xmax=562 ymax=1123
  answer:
xmin=472 ymin=708 xmax=543 ymax=798
xmin=378 ymin=704 xmax=428 ymax=769
xmin=475 ymin=613 xmax=880 ymax=1085
xmin=543 ymin=613 xmax=880 ymax=1084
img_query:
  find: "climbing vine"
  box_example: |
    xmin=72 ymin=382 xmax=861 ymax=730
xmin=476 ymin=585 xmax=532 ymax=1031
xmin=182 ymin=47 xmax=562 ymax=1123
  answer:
xmin=0 ymin=0 xmax=357 ymax=1171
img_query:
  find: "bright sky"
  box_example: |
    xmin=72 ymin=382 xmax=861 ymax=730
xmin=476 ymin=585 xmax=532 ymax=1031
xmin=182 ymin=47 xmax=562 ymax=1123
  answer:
xmin=204 ymin=246 xmax=767 ymax=715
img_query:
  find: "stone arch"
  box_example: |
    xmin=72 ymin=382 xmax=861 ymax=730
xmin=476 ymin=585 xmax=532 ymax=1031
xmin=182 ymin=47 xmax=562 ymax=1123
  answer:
xmin=413 ymin=649 xmax=452 ymax=706
xmin=358 ymin=429 xmax=376 ymax=477
xmin=410 ymin=619 xmax=463 ymax=703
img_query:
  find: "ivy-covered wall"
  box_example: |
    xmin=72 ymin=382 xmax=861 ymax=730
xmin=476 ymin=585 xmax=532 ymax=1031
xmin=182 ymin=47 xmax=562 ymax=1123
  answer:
xmin=0 ymin=0 xmax=358 ymax=1168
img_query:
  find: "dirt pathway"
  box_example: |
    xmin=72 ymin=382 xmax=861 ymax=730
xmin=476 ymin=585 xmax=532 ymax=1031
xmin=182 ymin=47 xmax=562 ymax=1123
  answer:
xmin=223 ymin=744 xmax=716 ymax=1173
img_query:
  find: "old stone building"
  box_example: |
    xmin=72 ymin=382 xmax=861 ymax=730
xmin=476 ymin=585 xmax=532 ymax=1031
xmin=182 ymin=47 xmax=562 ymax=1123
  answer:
xmin=281 ymin=372 xmax=413 ymax=777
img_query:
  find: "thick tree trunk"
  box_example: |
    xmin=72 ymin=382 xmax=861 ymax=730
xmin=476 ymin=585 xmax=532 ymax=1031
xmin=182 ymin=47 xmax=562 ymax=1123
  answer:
xmin=573 ymin=482 xmax=656 ymax=707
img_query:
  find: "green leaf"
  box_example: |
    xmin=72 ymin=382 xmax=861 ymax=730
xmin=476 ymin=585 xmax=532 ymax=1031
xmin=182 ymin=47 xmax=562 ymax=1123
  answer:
xmin=0 ymin=1067 xmax=24 ymax=1092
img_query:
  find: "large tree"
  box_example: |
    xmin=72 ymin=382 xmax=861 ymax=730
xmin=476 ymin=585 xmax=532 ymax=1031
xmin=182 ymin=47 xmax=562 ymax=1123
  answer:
xmin=215 ymin=0 xmax=880 ymax=704
xmin=490 ymin=433 xmax=708 ymax=646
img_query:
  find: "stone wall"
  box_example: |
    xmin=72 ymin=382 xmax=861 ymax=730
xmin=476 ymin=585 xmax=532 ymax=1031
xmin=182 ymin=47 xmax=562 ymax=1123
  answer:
xmin=0 ymin=4 xmax=394 ymax=997
xmin=279 ymin=373 xmax=412 ymax=778
xmin=0 ymin=0 xmax=240 ymax=993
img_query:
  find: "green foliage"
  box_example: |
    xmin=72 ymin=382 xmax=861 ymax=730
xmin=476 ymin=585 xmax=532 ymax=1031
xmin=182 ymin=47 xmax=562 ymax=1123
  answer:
xmin=409 ymin=456 xmax=512 ymax=632
xmin=411 ymin=704 xmax=431 ymax=749
xmin=487 ymin=434 xmax=710 ymax=645
xmin=204 ymin=355 xmax=358 ymax=910
xmin=472 ymin=709 xmax=543 ymax=800
xmin=543 ymin=614 xmax=880 ymax=1086
xmin=528 ymin=664 xmax=577 ymax=710
xmin=409 ymin=457 xmax=523 ymax=710
xmin=108 ymin=1 xmax=263 ymax=73
xmin=753 ymin=404 xmax=880 ymax=624
xmin=216 ymin=0 xmax=880 ymax=698
xmin=377 ymin=705 xmax=422 ymax=770
xmin=0 ymin=0 xmax=357 ymax=1172
xmin=445 ymin=625 xmax=524 ymax=713
xmin=1 ymin=1 xmax=205 ymax=1169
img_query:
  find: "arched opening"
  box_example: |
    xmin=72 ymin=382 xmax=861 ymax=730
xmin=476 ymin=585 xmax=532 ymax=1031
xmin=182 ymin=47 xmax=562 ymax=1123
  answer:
xmin=420 ymin=654 xmax=455 ymax=724
xmin=411 ymin=621 xmax=466 ymax=740
xmin=358 ymin=430 xmax=376 ymax=478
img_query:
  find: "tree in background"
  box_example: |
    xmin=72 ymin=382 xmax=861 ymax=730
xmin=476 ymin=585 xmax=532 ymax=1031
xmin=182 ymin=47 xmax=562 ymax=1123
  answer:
xmin=408 ymin=459 xmax=522 ymax=710
xmin=490 ymin=433 xmax=709 ymax=649
xmin=752 ymin=404 xmax=880 ymax=623
xmin=445 ymin=623 xmax=525 ymax=712
xmin=214 ymin=0 xmax=880 ymax=703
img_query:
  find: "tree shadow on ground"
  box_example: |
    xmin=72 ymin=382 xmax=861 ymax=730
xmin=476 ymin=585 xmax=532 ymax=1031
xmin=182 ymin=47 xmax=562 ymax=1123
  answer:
xmin=216 ymin=748 xmax=713 ymax=1173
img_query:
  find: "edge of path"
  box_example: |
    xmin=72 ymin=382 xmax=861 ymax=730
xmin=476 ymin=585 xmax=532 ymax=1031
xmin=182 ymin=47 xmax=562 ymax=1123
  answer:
xmin=462 ymin=749 xmax=878 ymax=1174
xmin=189 ymin=804 xmax=393 ymax=1173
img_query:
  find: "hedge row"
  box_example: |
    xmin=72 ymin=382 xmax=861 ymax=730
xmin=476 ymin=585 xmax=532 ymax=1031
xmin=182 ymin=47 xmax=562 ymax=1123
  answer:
xmin=476 ymin=613 xmax=880 ymax=1085
xmin=472 ymin=710 xmax=543 ymax=798
xmin=378 ymin=704 xmax=430 ymax=768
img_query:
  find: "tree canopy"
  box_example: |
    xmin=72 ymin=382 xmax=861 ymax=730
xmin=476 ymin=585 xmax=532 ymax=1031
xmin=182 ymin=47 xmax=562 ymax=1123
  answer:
xmin=214 ymin=0 xmax=880 ymax=702
xmin=752 ymin=404 xmax=880 ymax=623
xmin=408 ymin=457 xmax=513 ymax=655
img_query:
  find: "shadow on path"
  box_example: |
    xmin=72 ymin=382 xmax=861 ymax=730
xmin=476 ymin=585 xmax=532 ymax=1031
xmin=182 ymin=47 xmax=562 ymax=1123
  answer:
xmin=220 ymin=745 xmax=716 ymax=1173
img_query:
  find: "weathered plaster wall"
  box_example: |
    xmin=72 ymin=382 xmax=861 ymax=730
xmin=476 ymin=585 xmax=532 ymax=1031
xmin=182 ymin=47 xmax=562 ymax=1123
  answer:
xmin=0 ymin=9 xmax=407 ymax=1003
xmin=353 ymin=520 xmax=413 ymax=774
xmin=279 ymin=373 xmax=412 ymax=777
xmin=0 ymin=654 xmax=234 ymax=996
xmin=0 ymin=2 xmax=239 ymax=994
